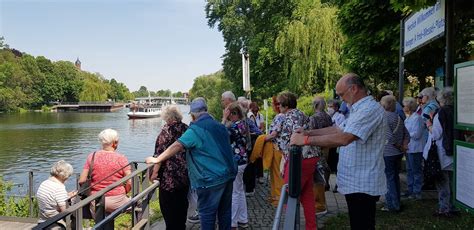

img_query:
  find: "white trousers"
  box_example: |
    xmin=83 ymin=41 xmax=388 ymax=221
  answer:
xmin=232 ymin=164 xmax=248 ymax=227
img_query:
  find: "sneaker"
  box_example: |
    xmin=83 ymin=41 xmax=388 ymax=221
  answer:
xmin=316 ymin=209 xmax=328 ymax=216
xmin=238 ymin=222 xmax=249 ymax=228
xmin=258 ymin=177 xmax=265 ymax=184
xmin=246 ymin=191 xmax=255 ymax=197
xmin=187 ymin=211 xmax=200 ymax=223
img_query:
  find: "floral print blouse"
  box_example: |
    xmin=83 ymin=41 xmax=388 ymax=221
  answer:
xmin=228 ymin=120 xmax=248 ymax=165
xmin=279 ymin=109 xmax=319 ymax=159
xmin=270 ymin=113 xmax=285 ymax=148
xmin=153 ymin=121 xmax=189 ymax=192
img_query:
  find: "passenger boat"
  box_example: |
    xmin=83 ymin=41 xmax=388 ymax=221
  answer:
xmin=127 ymin=105 xmax=162 ymax=119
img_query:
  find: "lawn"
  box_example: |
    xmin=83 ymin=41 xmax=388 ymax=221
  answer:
xmin=324 ymin=199 xmax=474 ymax=230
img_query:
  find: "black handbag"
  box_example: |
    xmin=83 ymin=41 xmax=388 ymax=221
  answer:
xmin=424 ymin=141 xmax=442 ymax=182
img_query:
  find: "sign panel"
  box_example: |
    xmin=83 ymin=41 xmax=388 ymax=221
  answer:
xmin=454 ymin=141 xmax=474 ymax=214
xmin=404 ymin=0 xmax=445 ymax=55
xmin=455 ymin=60 xmax=474 ymax=131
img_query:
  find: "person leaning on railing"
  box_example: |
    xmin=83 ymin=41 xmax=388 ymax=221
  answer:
xmin=79 ymin=128 xmax=132 ymax=214
xmin=37 ymin=160 xmax=76 ymax=229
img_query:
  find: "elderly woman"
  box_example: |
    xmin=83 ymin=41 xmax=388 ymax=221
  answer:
xmin=223 ymin=102 xmax=249 ymax=229
xmin=37 ymin=160 xmax=75 ymax=228
xmin=277 ymin=92 xmax=318 ymax=229
xmin=424 ymin=87 xmax=457 ymax=217
xmin=151 ymin=106 xmax=189 ymax=230
xmin=79 ymin=128 xmax=131 ymax=214
xmin=380 ymin=95 xmax=409 ymax=212
xmin=402 ymin=97 xmax=424 ymax=200
xmin=309 ymin=96 xmax=332 ymax=215
xmin=259 ymin=96 xmax=286 ymax=206
xmin=419 ymin=87 xmax=440 ymax=125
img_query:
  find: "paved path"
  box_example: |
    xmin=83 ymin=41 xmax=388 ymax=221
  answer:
xmin=0 ymin=220 xmax=36 ymax=230
xmin=152 ymin=174 xmax=348 ymax=229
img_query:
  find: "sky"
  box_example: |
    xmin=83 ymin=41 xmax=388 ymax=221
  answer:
xmin=0 ymin=0 xmax=225 ymax=92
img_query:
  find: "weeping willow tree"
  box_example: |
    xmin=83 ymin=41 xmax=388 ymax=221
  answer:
xmin=275 ymin=0 xmax=345 ymax=95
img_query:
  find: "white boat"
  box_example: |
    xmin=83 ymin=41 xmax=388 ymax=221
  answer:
xmin=127 ymin=106 xmax=161 ymax=119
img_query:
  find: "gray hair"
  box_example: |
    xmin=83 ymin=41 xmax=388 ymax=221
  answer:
xmin=222 ymin=91 xmax=236 ymax=101
xmin=98 ymin=128 xmax=119 ymax=147
xmin=50 ymin=160 xmax=73 ymax=180
xmin=237 ymin=97 xmax=249 ymax=113
xmin=161 ymin=105 xmax=183 ymax=123
xmin=312 ymin=96 xmax=326 ymax=111
xmin=420 ymin=87 xmax=437 ymax=100
xmin=402 ymin=97 xmax=418 ymax=112
xmin=380 ymin=95 xmax=396 ymax=112
xmin=437 ymin=87 xmax=454 ymax=106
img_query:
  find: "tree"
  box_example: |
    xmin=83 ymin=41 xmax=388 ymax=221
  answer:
xmin=189 ymin=71 xmax=234 ymax=118
xmin=275 ymin=0 xmax=345 ymax=95
xmin=133 ymin=86 xmax=149 ymax=98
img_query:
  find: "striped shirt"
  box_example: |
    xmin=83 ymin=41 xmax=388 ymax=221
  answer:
xmin=36 ymin=178 xmax=68 ymax=222
xmin=383 ymin=111 xmax=409 ymax=157
xmin=337 ymin=96 xmax=387 ymax=196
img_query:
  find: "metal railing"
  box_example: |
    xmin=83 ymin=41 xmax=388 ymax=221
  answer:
xmin=33 ymin=162 xmax=159 ymax=230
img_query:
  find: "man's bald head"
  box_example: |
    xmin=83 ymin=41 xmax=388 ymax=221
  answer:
xmin=336 ymin=73 xmax=368 ymax=105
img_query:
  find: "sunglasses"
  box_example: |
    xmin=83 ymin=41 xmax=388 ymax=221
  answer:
xmin=231 ymin=111 xmax=238 ymax=115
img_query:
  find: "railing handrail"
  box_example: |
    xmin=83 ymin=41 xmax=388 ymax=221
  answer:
xmin=33 ymin=162 xmax=155 ymax=230
xmin=69 ymin=162 xmax=135 ymax=202
xmin=93 ymin=180 xmax=159 ymax=229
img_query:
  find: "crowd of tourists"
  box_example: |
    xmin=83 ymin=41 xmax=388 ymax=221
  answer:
xmin=36 ymin=72 xmax=458 ymax=230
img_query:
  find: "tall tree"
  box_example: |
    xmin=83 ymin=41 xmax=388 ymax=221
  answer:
xmin=275 ymin=0 xmax=345 ymax=95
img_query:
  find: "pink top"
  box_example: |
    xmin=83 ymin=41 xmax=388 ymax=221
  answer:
xmin=84 ymin=150 xmax=131 ymax=196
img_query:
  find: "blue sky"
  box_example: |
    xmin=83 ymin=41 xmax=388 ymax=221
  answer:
xmin=0 ymin=0 xmax=225 ymax=92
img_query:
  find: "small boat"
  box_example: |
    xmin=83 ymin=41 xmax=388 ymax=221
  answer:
xmin=127 ymin=106 xmax=161 ymax=119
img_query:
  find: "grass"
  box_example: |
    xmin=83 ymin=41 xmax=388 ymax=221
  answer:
xmin=324 ymin=199 xmax=474 ymax=230
xmin=109 ymin=197 xmax=162 ymax=230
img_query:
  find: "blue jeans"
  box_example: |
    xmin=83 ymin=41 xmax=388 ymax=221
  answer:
xmin=406 ymin=152 xmax=423 ymax=196
xmin=384 ymin=154 xmax=402 ymax=211
xmin=196 ymin=180 xmax=233 ymax=230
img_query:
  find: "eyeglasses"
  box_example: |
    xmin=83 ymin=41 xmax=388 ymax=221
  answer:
xmin=337 ymin=85 xmax=353 ymax=98
xmin=417 ymin=95 xmax=424 ymax=99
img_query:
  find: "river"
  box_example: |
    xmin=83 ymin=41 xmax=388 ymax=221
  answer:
xmin=0 ymin=105 xmax=191 ymax=195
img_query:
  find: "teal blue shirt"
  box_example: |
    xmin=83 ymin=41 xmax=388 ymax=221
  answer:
xmin=178 ymin=113 xmax=237 ymax=189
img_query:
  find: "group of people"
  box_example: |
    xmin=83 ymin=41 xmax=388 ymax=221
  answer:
xmin=36 ymin=128 xmax=132 ymax=229
xmin=36 ymin=72 xmax=458 ymax=230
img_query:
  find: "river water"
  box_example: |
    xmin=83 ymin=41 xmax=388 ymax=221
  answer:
xmin=0 ymin=105 xmax=191 ymax=195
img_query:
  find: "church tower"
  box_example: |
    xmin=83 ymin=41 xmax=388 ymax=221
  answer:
xmin=75 ymin=57 xmax=81 ymax=70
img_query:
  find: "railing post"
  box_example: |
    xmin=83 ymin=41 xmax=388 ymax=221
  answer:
xmin=141 ymin=169 xmax=151 ymax=229
xmin=28 ymin=171 xmax=34 ymax=218
xmin=131 ymin=162 xmax=139 ymax=227
xmin=74 ymin=175 xmax=83 ymax=230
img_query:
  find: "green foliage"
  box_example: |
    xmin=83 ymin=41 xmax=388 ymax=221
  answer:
xmin=0 ymin=176 xmax=38 ymax=217
xmin=189 ymin=70 xmax=234 ymax=119
xmin=275 ymin=0 xmax=345 ymax=95
xmin=297 ymin=95 xmax=314 ymax=116
xmin=206 ymin=0 xmax=345 ymax=100
xmin=336 ymin=0 xmax=473 ymax=90
xmin=0 ymin=48 xmax=132 ymax=112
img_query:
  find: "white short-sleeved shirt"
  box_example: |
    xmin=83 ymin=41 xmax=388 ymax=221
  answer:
xmin=36 ymin=178 xmax=69 ymax=222
xmin=337 ymin=96 xmax=387 ymax=196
